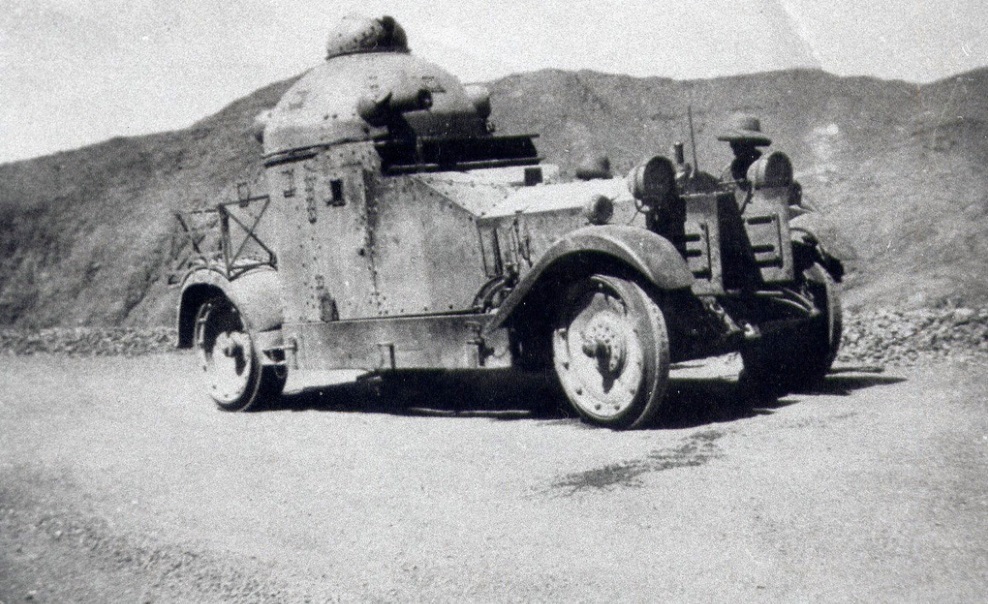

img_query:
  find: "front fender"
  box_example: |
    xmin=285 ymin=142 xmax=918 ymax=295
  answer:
xmin=790 ymin=213 xmax=855 ymax=283
xmin=486 ymin=225 xmax=693 ymax=333
xmin=790 ymin=212 xmax=856 ymax=261
xmin=176 ymin=266 xmax=283 ymax=348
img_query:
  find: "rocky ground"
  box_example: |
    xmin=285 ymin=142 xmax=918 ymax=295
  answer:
xmin=838 ymin=306 xmax=988 ymax=366
xmin=0 ymin=327 xmax=175 ymax=357
xmin=3 ymin=306 xmax=986 ymax=368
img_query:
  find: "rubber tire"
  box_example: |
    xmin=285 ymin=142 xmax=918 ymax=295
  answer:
xmin=194 ymin=296 xmax=286 ymax=412
xmin=740 ymin=264 xmax=842 ymax=397
xmin=552 ymin=275 xmax=670 ymax=430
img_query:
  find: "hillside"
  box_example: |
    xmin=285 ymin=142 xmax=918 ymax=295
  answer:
xmin=0 ymin=78 xmax=296 ymax=327
xmin=488 ymin=67 xmax=988 ymax=308
xmin=1 ymin=66 xmax=987 ymax=327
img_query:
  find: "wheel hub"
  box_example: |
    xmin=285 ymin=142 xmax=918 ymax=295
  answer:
xmin=217 ymin=332 xmax=247 ymax=359
xmin=580 ymin=313 xmax=626 ymax=377
xmin=204 ymin=330 xmax=251 ymax=401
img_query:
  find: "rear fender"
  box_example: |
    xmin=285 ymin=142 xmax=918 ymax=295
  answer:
xmin=486 ymin=225 xmax=693 ymax=333
xmin=176 ymin=267 xmax=283 ymax=348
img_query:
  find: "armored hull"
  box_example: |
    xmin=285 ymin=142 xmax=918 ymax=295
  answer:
xmin=172 ymin=15 xmax=844 ymax=429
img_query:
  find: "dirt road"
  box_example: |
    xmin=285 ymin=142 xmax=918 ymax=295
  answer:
xmin=2 ymin=352 xmax=986 ymax=602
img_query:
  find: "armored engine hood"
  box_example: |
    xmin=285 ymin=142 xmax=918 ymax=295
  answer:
xmin=263 ymin=16 xmax=492 ymax=158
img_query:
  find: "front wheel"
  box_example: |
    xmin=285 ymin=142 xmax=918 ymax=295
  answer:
xmin=741 ymin=264 xmax=842 ymax=396
xmin=552 ymin=275 xmax=670 ymax=429
xmin=194 ymin=296 xmax=285 ymax=411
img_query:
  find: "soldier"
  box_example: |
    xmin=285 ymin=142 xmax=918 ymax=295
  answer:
xmin=717 ymin=115 xmax=772 ymax=188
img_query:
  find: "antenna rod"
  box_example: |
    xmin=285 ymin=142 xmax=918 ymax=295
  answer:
xmin=687 ymin=105 xmax=699 ymax=173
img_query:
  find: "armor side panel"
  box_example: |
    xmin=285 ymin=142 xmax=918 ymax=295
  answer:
xmin=287 ymin=315 xmax=511 ymax=372
xmin=271 ymin=143 xmax=380 ymax=323
xmin=682 ymin=193 xmax=725 ymax=295
xmin=743 ymin=186 xmax=795 ymax=284
xmin=477 ymin=178 xmax=642 ymax=283
xmin=367 ymin=176 xmax=490 ymax=315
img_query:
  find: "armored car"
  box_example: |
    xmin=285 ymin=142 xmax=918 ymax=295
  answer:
xmin=173 ymin=15 xmax=843 ymax=429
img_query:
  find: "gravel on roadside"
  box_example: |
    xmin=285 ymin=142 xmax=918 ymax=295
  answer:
xmin=838 ymin=306 xmax=988 ymax=367
xmin=0 ymin=327 xmax=177 ymax=357
xmin=1 ymin=306 xmax=986 ymax=367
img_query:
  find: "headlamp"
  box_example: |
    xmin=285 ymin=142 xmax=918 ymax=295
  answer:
xmin=748 ymin=151 xmax=793 ymax=190
xmin=626 ymin=156 xmax=675 ymax=205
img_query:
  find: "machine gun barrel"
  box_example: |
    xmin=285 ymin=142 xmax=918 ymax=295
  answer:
xmin=358 ymin=87 xmax=433 ymax=127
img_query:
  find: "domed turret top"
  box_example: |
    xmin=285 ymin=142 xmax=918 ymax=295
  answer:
xmin=326 ymin=15 xmax=409 ymax=60
xmin=263 ymin=13 xmax=538 ymax=167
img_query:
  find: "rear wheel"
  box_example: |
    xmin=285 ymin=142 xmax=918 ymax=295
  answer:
xmin=194 ymin=296 xmax=285 ymax=411
xmin=741 ymin=264 xmax=842 ymax=396
xmin=552 ymin=275 xmax=670 ymax=429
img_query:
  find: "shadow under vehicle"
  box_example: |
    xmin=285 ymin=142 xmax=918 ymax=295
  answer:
xmin=171 ymin=15 xmax=844 ymax=430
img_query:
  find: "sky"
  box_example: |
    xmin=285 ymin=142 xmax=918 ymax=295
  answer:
xmin=1 ymin=0 xmax=986 ymax=164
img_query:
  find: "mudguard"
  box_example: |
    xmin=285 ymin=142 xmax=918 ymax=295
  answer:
xmin=176 ymin=266 xmax=283 ymax=348
xmin=486 ymin=225 xmax=693 ymax=332
xmin=790 ymin=212 xmax=854 ymax=283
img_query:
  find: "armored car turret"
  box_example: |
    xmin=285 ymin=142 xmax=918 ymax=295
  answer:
xmin=173 ymin=15 xmax=843 ymax=429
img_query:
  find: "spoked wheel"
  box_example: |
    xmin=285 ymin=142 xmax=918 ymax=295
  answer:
xmin=552 ymin=274 xmax=670 ymax=429
xmin=194 ymin=296 xmax=284 ymax=411
xmin=741 ymin=263 xmax=842 ymax=397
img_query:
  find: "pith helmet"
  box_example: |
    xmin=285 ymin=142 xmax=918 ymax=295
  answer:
xmin=717 ymin=115 xmax=772 ymax=146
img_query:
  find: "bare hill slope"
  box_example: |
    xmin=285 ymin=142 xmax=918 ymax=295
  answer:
xmin=0 ymin=78 xmax=296 ymax=327
xmin=1 ymin=67 xmax=986 ymax=327
xmin=489 ymin=67 xmax=988 ymax=308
